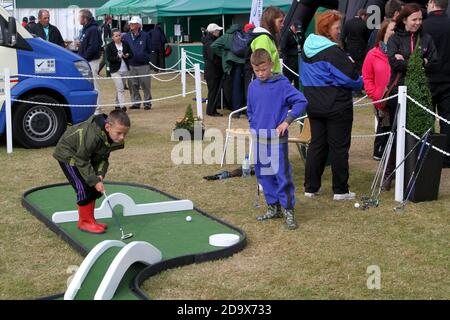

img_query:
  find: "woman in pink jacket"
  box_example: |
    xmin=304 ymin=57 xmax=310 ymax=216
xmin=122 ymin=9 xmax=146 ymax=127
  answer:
xmin=362 ymin=19 xmax=396 ymax=160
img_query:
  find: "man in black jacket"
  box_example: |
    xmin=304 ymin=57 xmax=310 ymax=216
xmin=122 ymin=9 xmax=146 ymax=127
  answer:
xmin=78 ymin=9 xmax=102 ymax=113
xmin=202 ymin=23 xmax=224 ymax=117
xmin=280 ymin=21 xmax=302 ymax=89
xmin=26 ymin=15 xmax=37 ymax=33
xmin=30 ymin=10 xmax=65 ymax=47
xmin=423 ymin=0 xmax=450 ymax=167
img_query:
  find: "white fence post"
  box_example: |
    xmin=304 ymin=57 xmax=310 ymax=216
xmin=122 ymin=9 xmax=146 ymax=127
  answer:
xmin=181 ymin=48 xmax=186 ymax=97
xmin=395 ymin=86 xmax=407 ymax=202
xmin=194 ymin=63 xmax=203 ymax=120
xmin=4 ymin=68 xmax=13 ymax=154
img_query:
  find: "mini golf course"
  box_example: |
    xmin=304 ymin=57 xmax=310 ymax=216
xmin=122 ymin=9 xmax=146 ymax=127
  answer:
xmin=22 ymin=182 xmax=246 ymax=300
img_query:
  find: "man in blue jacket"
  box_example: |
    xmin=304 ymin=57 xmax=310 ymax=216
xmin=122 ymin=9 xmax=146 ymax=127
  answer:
xmin=78 ymin=9 xmax=102 ymax=113
xmin=123 ymin=16 xmax=153 ymax=110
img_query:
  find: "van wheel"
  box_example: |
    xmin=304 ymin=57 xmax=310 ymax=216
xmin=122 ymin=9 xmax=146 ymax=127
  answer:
xmin=13 ymin=95 xmax=67 ymax=148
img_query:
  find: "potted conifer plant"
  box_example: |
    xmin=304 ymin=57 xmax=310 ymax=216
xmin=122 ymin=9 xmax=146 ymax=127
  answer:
xmin=404 ymin=41 xmax=446 ymax=202
xmin=173 ymin=104 xmax=204 ymax=141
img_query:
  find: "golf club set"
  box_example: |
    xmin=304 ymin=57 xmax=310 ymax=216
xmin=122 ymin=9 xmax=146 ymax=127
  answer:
xmin=356 ymin=106 xmax=433 ymax=213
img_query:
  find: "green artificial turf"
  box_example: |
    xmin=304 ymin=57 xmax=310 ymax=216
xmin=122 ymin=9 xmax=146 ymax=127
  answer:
xmin=24 ymin=183 xmax=242 ymax=300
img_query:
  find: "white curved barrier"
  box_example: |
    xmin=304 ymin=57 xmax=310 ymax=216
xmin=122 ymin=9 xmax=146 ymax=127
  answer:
xmin=52 ymin=192 xmax=194 ymax=223
xmin=94 ymin=241 xmax=162 ymax=300
xmin=64 ymin=240 xmax=125 ymax=300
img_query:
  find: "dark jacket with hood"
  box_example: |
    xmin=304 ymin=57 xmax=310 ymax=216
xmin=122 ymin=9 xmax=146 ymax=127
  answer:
xmin=78 ymin=19 xmax=102 ymax=61
xmin=422 ymin=10 xmax=450 ymax=83
xmin=53 ymin=114 xmax=125 ymax=187
xmin=386 ymin=28 xmax=437 ymax=90
xmin=211 ymin=24 xmax=245 ymax=75
xmin=300 ymin=34 xmax=362 ymax=117
xmin=31 ymin=23 xmax=65 ymax=47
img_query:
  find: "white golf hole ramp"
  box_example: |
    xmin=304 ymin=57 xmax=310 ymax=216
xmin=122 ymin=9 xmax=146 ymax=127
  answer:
xmin=209 ymin=234 xmax=240 ymax=247
xmin=64 ymin=240 xmax=162 ymax=300
xmin=52 ymin=192 xmax=194 ymax=223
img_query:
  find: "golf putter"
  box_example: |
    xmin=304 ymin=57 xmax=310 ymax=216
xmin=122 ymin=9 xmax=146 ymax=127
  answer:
xmin=254 ymin=183 xmax=261 ymax=208
xmin=103 ymin=191 xmax=133 ymax=240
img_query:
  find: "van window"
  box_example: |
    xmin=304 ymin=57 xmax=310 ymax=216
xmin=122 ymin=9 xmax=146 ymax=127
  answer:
xmin=0 ymin=15 xmax=32 ymax=51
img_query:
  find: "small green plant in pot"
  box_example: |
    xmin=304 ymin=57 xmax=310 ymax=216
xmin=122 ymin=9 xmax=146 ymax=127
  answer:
xmin=173 ymin=105 xmax=204 ymax=140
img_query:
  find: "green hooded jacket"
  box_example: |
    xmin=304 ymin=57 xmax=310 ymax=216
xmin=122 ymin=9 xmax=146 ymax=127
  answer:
xmin=53 ymin=114 xmax=125 ymax=186
xmin=211 ymin=24 xmax=245 ymax=74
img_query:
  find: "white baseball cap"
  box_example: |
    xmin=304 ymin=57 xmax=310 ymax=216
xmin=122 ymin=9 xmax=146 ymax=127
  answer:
xmin=206 ymin=23 xmax=223 ymax=32
xmin=129 ymin=16 xmax=142 ymax=25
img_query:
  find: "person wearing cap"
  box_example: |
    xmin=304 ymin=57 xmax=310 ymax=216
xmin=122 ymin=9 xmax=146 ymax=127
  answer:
xmin=31 ymin=9 xmax=65 ymax=47
xmin=122 ymin=16 xmax=153 ymax=110
xmin=21 ymin=17 xmax=28 ymax=28
xmin=26 ymin=15 xmax=37 ymax=33
xmin=202 ymin=23 xmax=224 ymax=117
xmin=78 ymin=9 xmax=103 ymax=113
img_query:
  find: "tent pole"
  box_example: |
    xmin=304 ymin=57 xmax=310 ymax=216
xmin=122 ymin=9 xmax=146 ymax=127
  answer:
xmin=222 ymin=14 xmax=225 ymax=31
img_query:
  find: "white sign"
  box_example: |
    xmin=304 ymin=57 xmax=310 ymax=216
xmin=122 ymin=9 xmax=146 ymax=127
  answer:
xmin=34 ymin=59 xmax=56 ymax=74
xmin=250 ymin=0 xmax=264 ymax=28
xmin=174 ymin=24 xmax=181 ymax=36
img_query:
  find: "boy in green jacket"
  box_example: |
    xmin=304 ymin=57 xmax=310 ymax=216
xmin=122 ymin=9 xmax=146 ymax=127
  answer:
xmin=53 ymin=110 xmax=130 ymax=234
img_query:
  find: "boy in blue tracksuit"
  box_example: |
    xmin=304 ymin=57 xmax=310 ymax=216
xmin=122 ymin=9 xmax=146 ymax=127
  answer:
xmin=247 ymin=49 xmax=308 ymax=230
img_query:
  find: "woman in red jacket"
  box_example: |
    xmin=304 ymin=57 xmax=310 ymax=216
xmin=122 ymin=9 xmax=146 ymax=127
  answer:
xmin=362 ymin=19 xmax=396 ymax=160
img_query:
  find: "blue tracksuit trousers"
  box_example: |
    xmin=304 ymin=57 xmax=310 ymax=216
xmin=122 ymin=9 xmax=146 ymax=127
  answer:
xmin=254 ymin=141 xmax=296 ymax=209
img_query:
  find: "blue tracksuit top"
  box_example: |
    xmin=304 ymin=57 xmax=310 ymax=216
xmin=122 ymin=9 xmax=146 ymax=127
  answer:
xmin=247 ymin=74 xmax=308 ymax=140
xmin=123 ymin=30 xmax=153 ymax=66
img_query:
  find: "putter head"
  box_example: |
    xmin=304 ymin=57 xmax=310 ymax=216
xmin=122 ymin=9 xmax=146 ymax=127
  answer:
xmin=121 ymin=233 xmax=134 ymax=240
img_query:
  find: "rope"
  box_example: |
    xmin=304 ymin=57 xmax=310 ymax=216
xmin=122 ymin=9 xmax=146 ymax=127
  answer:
xmin=351 ymin=132 xmax=391 ymax=138
xmin=149 ymin=59 xmax=181 ymax=71
xmin=353 ymin=94 xmax=368 ymax=104
xmin=353 ymin=94 xmax=398 ymax=107
xmin=185 ymin=54 xmax=204 ymax=65
xmin=404 ymin=128 xmax=450 ymax=157
xmin=14 ymin=69 xmax=181 ymax=81
xmin=11 ymin=90 xmax=197 ymax=108
xmin=281 ymin=62 xmax=299 ymax=77
xmin=186 ymin=69 xmax=207 ymax=85
xmin=406 ymin=94 xmax=450 ymax=125
xmin=151 ymin=72 xmax=181 ymax=82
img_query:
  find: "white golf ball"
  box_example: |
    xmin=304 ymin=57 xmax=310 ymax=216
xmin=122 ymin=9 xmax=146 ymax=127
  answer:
xmin=186 ymin=215 xmax=192 ymax=222
xmin=354 ymin=202 xmax=360 ymax=208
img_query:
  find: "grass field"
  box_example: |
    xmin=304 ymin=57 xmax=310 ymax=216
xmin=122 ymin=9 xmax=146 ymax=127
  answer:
xmin=0 ymin=73 xmax=449 ymax=300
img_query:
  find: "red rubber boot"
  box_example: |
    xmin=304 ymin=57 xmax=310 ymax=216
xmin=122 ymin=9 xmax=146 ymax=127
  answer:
xmin=77 ymin=203 xmax=105 ymax=234
xmin=89 ymin=201 xmax=108 ymax=230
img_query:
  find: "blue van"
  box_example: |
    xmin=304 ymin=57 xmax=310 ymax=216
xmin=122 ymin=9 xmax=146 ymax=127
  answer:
xmin=0 ymin=6 xmax=97 ymax=148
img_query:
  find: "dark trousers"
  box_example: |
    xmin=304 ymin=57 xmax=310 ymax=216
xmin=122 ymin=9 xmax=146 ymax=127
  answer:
xmin=255 ymin=142 xmax=296 ymax=209
xmin=206 ymin=76 xmax=222 ymax=115
xmin=59 ymin=162 xmax=102 ymax=206
xmin=430 ymin=82 xmax=450 ymax=166
xmin=373 ymin=110 xmax=390 ymax=158
xmin=151 ymin=49 xmax=165 ymax=71
xmin=231 ymin=63 xmax=244 ymax=111
xmin=283 ymin=55 xmax=299 ymax=89
xmin=305 ymin=109 xmax=353 ymax=194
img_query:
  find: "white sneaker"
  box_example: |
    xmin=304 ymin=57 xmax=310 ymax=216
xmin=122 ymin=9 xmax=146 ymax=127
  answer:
xmin=333 ymin=191 xmax=356 ymax=201
xmin=304 ymin=190 xmax=321 ymax=198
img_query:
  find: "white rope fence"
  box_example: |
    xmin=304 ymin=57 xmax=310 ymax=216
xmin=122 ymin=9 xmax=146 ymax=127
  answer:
xmin=184 ymin=50 xmax=204 ymax=58
xmin=11 ymin=90 xmax=197 ymax=108
xmin=149 ymin=59 xmax=182 ymax=72
xmin=406 ymin=94 xmax=450 ymax=125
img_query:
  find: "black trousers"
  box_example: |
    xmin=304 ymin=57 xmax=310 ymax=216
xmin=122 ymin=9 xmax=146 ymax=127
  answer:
xmin=151 ymin=49 xmax=165 ymax=71
xmin=430 ymin=82 xmax=450 ymax=166
xmin=206 ymin=76 xmax=222 ymax=115
xmin=305 ymin=109 xmax=353 ymax=194
xmin=59 ymin=162 xmax=102 ymax=206
xmin=373 ymin=110 xmax=390 ymax=158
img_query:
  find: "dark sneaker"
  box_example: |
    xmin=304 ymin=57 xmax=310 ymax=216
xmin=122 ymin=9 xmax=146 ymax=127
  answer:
xmin=130 ymin=105 xmax=141 ymax=109
xmin=256 ymin=204 xmax=282 ymax=221
xmin=282 ymin=208 xmax=298 ymax=230
xmin=144 ymin=104 xmax=152 ymax=110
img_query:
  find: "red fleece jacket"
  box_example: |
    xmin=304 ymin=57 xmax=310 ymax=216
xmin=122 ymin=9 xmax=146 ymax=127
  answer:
xmin=362 ymin=45 xmax=391 ymax=110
